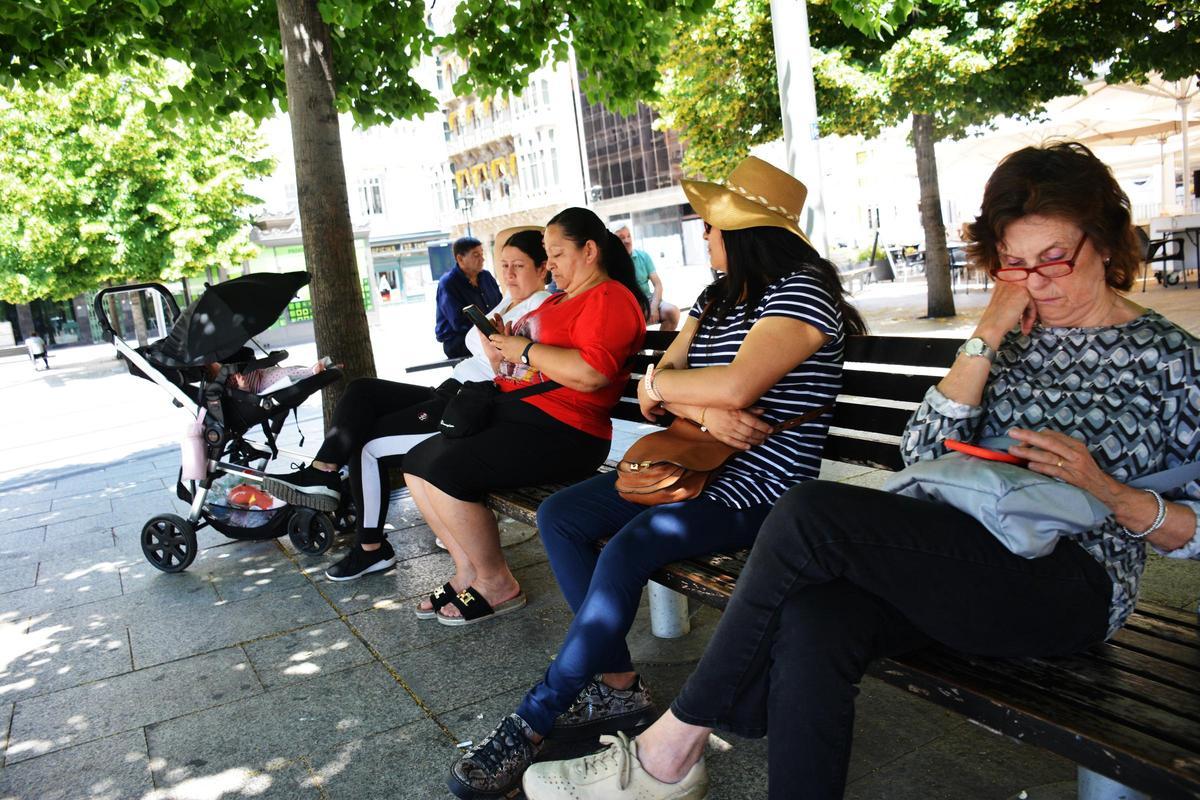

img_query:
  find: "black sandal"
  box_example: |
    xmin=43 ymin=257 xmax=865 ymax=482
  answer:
xmin=414 ymin=582 xmax=457 ymax=620
xmin=436 ymin=585 xmax=527 ymax=627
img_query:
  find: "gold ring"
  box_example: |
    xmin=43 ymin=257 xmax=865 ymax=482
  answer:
xmin=1056 ymin=458 xmax=1064 ymax=468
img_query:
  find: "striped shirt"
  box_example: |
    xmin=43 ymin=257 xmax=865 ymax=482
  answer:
xmin=688 ymin=272 xmax=845 ymax=508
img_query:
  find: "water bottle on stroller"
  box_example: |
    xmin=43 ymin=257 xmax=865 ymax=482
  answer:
xmin=181 ymin=409 xmax=208 ymax=481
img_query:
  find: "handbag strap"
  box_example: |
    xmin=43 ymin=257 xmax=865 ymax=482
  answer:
xmin=494 ymin=378 xmax=561 ymax=403
xmin=768 ymin=404 xmax=835 ymax=435
xmin=1130 ymin=460 xmax=1200 ymax=493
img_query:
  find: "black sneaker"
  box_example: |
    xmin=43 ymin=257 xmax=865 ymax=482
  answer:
xmin=263 ymin=465 xmax=340 ymax=511
xmin=324 ymin=540 xmax=396 ymax=582
xmin=448 ymin=713 xmax=541 ymax=799
xmin=550 ymin=675 xmax=657 ymax=742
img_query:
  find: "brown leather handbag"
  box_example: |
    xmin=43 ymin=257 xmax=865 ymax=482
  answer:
xmin=614 ymin=404 xmax=833 ymax=505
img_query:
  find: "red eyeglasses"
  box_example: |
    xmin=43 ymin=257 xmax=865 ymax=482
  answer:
xmin=993 ymin=234 xmax=1087 ymax=282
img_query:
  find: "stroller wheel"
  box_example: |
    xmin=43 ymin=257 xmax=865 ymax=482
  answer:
xmin=288 ymin=509 xmax=335 ymax=556
xmin=141 ymin=514 xmax=198 ymax=573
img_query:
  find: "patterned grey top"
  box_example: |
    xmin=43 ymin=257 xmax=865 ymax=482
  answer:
xmin=900 ymin=311 xmax=1200 ymax=638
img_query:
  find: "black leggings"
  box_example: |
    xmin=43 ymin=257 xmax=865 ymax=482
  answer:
xmin=315 ymin=378 xmax=451 ymax=544
xmin=671 ymin=480 xmax=1113 ymax=799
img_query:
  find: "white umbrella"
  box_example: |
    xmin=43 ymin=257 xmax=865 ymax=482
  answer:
xmin=1065 ymin=74 xmax=1198 ymax=205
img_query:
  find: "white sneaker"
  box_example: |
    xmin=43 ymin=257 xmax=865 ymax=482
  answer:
xmin=522 ymin=731 xmax=708 ymax=800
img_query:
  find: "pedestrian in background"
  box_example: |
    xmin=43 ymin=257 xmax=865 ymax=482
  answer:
xmin=25 ymin=333 xmax=49 ymax=370
xmin=435 ymin=236 xmax=502 ymax=358
xmin=615 ymin=223 xmax=680 ymax=331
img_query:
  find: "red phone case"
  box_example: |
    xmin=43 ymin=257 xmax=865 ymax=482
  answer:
xmin=944 ymin=438 xmax=1027 ymax=466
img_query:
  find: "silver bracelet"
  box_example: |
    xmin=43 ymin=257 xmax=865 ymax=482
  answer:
xmin=1122 ymin=489 xmax=1167 ymax=539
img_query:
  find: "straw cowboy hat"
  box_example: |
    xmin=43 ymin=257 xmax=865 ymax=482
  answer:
xmin=493 ymin=225 xmax=545 ymax=268
xmin=682 ymin=156 xmax=812 ymax=247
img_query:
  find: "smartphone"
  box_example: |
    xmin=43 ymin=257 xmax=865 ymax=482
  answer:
xmin=463 ymin=305 xmax=498 ymax=337
xmin=944 ymin=438 xmax=1027 ymax=466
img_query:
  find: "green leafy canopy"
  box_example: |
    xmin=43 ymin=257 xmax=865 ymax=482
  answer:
xmin=0 ymin=60 xmax=273 ymax=302
xmin=655 ymin=0 xmax=1198 ymax=178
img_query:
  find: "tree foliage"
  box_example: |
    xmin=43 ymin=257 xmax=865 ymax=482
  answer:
xmin=654 ymin=0 xmax=781 ymax=177
xmin=657 ymin=0 xmax=1198 ymax=177
xmin=0 ymin=0 xmax=439 ymax=126
xmin=0 ymin=61 xmax=272 ymax=303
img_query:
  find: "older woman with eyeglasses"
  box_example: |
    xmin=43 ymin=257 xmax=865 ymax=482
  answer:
xmin=519 ymin=142 xmax=1200 ymax=800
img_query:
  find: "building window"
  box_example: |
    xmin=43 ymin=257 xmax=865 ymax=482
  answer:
xmin=357 ymin=176 xmax=385 ymax=217
xmin=541 ymin=79 xmax=551 ymax=105
xmin=435 ymin=57 xmax=444 ymax=91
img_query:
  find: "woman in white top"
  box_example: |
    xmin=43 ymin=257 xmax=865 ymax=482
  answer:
xmin=264 ymin=227 xmax=551 ymax=581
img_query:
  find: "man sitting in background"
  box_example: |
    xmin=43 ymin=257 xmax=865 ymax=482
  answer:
xmin=435 ymin=236 xmax=502 ymax=358
xmin=615 ymin=224 xmax=679 ymax=331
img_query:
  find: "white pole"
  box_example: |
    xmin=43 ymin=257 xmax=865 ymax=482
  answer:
xmin=1159 ymin=136 xmax=1172 ymax=214
xmin=648 ymin=582 xmax=690 ymax=638
xmin=770 ymin=0 xmax=829 ymax=256
xmin=1180 ymin=97 xmax=1192 ymax=212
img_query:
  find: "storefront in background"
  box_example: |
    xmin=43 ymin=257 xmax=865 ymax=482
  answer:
xmin=369 ymin=231 xmax=449 ymax=303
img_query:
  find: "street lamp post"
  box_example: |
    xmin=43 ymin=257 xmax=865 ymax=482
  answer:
xmin=456 ymin=186 xmax=476 ymax=237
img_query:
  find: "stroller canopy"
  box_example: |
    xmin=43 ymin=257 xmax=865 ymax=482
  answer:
xmin=152 ymin=272 xmax=311 ymax=367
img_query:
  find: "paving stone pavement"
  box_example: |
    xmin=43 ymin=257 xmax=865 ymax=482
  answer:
xmin=0 ymin=278 xmax=1197 ymax=799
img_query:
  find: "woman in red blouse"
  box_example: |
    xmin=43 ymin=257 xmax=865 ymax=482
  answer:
xmin=403 ymin=208 xmax=647 ymax=625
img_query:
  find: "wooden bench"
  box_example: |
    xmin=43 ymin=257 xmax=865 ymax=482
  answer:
xmin=486 ymin=329 xmax=1200 ymax=799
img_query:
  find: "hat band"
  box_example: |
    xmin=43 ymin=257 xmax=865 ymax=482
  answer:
xmin=722 ymin=180 xmax=802 ymax=224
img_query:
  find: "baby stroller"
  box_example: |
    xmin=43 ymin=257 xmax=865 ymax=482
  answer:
xmin=96 ymin=272 xmax=353 ymax=573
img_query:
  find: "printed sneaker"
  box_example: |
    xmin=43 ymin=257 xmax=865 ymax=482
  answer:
xmin=523 ymin=731 xmax=708 ymax=800
xmin=324 ymin=539 xmax=396 ymax=582
xmin=262 ymin=465 xmax=341 ymax=511
xmin=550 ymin=675 xmax=657 ymax=742
xmin=448 ymin=713 xmax=542 ymax=800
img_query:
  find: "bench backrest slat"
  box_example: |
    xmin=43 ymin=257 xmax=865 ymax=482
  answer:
xmin=845 ymin=335 xmax=962 ymax=365
xmin=830 ymin=403 xmax=915 ymax=439
xmin=840 ymin=371 xmax=941 ymax=403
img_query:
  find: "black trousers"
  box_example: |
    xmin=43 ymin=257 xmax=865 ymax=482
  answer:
xmin=671 ymin=480 xmax=1113 ymax=799
xmin=315 ymin=378 xmax=452 ymax=544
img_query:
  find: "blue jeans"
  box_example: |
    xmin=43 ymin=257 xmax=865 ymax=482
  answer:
xmin=670 ymin=480 xmax=1113 ymax=798
xmin=515 ymin=471 xmax=772 ymax=735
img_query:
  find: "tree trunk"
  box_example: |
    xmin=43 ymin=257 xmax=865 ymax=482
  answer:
xmin=15 ymin=303 xmax=34 ymax=341
xmin=129 ymin=291 xmax=150 ymax=347
xmin=73 ymin=294 xmax=94 ymax=345
xmin=276 ymin=0 xmax=377 ymax=429
xmin=105 ymin=293 xmax=122 ymax=341
xmin=912 ymin=113 xmax=955 ymax=318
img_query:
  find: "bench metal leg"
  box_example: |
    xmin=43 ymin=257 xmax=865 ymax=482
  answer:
xmin=1077 ymin=767 xmax=1149 ymax=800
xmin=648 ymin=582 xmax=690 ymax=639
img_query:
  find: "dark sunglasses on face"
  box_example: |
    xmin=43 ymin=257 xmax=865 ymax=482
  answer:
xmin=992 ymin=234 xmax=1088 ymax=282
xmin=702 ymin=222 xmax=713 ymax=234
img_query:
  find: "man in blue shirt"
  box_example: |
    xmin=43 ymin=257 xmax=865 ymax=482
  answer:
xmin=435 ymin=236 xmax=502 ymax=358
xmin=615 ymin=224 xmax=679 ymax=331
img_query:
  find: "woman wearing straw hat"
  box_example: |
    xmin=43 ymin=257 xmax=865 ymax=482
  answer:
xmin=447 ymin=157 xmax=866 ymax=800
xmin=263 ymin=227 xmax=552 ymax=582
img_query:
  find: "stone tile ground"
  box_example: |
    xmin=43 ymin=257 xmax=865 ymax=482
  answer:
xmin=6 ymin=468 xmax=1193 ymax=800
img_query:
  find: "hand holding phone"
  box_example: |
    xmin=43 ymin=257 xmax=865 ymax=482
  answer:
xmin=463 ymin=305 xmax=498 ymax=337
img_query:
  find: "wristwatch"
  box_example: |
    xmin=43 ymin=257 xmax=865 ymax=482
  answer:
xmin=520 ymin=341 xmax=535 ymax=365
xmin=956 ymin=337 xmax=996 ymax=363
